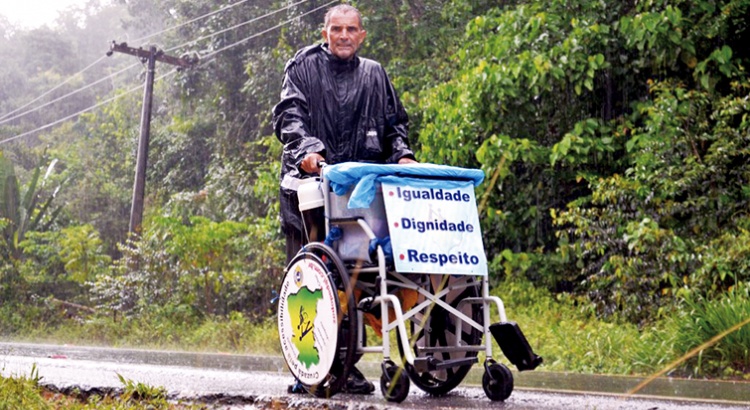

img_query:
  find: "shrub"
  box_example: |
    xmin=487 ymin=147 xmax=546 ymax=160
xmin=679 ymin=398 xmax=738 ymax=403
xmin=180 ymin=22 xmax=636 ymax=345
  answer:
xmin=90 ymin=213 xmax=284 ymax=323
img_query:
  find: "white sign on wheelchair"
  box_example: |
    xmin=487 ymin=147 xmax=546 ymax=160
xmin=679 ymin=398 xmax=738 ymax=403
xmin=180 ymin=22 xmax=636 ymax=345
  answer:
xmin=277 ymin=258 xmax=339 ymax=385
xmin=382 ymin=180 xmax=488 ymax=276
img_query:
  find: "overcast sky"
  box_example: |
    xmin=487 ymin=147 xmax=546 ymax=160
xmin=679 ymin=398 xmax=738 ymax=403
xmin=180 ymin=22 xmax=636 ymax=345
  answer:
xmin=0 ymin=0 xmax=89 ymax=28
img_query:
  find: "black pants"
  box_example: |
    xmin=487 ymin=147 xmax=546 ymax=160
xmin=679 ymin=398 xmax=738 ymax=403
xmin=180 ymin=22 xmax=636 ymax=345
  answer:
xmin=284 ymin=206 xmax=326 ymax=264
xmin=285 ymin=225 xmax=305 ymax=264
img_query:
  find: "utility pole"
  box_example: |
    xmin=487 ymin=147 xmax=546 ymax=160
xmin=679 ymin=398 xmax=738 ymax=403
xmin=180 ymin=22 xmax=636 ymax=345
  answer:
xmin=107 ymin=42 xmax=196 ymax=236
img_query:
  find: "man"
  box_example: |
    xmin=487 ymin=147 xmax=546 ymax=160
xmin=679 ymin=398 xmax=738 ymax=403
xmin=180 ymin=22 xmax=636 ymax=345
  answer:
xmin=272 ymin=4 xmax=416 ymax=395
xmin=273 ymin=4 xmax=417 ymax=264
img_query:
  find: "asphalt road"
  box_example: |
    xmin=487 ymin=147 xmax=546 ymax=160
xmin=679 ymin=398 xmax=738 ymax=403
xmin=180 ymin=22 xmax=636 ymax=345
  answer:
xmin=1 ymin=342 xmax=748 ymax=410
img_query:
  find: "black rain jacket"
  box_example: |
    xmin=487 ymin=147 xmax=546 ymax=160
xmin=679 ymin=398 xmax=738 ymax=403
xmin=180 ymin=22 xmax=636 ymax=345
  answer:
xmin=272 ymin=43 xmax=414 ymax=233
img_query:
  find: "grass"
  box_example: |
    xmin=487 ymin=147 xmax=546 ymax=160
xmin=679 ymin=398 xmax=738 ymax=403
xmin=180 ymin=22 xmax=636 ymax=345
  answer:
xmin=668 ymin=285 xmax=750 ymax=379
xmin=8 ymin=312 xmax=281 ymax=356
xmin=494 ymin=278 xmax=674 ymax=375
xmin=0 ymin=365 xmax=49 ymax=410
xmin=0 ymin=366 xmax=203 ymax=409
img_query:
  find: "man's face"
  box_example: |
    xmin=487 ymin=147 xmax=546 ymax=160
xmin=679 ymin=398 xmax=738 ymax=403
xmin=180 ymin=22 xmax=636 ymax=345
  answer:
xmin=322 ymin=11 xmax=366 ymax=60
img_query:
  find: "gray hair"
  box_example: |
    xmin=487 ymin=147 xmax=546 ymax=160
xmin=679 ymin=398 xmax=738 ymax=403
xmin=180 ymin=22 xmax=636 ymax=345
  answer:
xmin=324 ymin=4 xmax=363 ymax=29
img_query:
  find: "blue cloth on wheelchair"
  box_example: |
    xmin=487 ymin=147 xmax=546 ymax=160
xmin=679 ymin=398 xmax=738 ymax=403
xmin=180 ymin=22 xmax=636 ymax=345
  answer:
xmin=368 ymin=236 xmax=394 ymax=265
xmin=325 ymin=162 xmax=485 ymax=209
xmin=324 ymin=226 xmax=343 ymax=247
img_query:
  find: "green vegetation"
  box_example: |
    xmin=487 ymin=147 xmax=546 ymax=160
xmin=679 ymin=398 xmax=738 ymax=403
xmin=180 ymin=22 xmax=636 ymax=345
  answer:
xmin=5 ymin=276 xmax=750 ymax=382
xmin=2 ymin=0 xmax=750 ymax=391
xmin=0 ymin=366 xmax=48 ymax=410
xmin=670 ymin=285 xmax=750 ymax=378
xmin=0 ymin=366 xmax=204 ymax=409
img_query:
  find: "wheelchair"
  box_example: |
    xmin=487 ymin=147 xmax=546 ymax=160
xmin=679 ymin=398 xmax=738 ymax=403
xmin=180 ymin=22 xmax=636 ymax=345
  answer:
xmin=277 ymin=163 xmax=541 ymax=403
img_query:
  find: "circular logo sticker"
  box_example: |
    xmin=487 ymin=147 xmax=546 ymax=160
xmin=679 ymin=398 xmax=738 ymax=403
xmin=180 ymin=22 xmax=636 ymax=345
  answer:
xmin=278 ymin=257 xmax=339 ymax=385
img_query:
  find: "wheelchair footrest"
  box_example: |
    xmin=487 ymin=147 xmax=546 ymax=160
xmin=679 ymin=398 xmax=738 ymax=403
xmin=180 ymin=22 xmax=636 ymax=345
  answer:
xmin=412 ymin=356 xmax=478 ymax=373
xmin=489 ymin=321 xmax=543 ymax=371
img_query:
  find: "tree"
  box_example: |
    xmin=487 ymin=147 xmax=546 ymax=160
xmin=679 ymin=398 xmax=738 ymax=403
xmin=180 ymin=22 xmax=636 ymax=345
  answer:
xmin=416 ymin=0 xmax=750 ymax=322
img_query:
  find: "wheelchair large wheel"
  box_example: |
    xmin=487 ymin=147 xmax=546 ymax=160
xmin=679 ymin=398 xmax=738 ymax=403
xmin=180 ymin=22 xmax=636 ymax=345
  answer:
xmin=277 ymin=242 xmax=358 ymax=398
xmin=398 ymin=275 xmax=482 ymax=396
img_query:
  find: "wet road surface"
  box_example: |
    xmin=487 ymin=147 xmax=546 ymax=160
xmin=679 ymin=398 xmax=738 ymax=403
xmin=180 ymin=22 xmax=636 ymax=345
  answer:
xmin=1 ymin=342 xmax=748 ymax=409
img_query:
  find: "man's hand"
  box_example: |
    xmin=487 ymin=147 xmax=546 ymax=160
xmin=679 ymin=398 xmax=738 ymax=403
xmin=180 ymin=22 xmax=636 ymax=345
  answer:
xmin=301 ymin=153 xmax=326 ymax=174
xmin=398 ymin=157 xmax=418 ymax=165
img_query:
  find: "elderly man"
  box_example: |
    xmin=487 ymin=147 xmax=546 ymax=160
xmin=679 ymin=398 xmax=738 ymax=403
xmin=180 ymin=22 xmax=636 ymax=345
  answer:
xmin=272 ymin=4 xmax=417 ymax=395
xmin=273 ymin=4 xmax=417 ymax=263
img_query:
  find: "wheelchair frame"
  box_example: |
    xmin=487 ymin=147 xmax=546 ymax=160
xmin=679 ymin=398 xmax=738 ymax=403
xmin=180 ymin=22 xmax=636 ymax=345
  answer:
xmin=279 ymin=167 xmax=540 ymax=402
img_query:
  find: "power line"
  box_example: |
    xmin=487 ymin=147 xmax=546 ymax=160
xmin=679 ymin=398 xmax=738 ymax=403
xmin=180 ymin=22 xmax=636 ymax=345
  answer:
xmin=0 ymin=0 xmax=333 ymax=145
xmin=0 ymin=62 xmax=141 ymax=126
xmin=1 ymin=1 xmax=313 ymax=126
xmin=164 ymin=0 xmax=311 ymax=54
xmin=0 ymin=69 xmax=178 ymax=146
xmin=0 ymin=0 xmax=289 ymax=123
xmin=130 ymin=0 xmax=253 ymax=45
xmin=201 ymin=0 xmax=336 ymax=62
xmin=0 ymin=55 xmax=108 ymax=121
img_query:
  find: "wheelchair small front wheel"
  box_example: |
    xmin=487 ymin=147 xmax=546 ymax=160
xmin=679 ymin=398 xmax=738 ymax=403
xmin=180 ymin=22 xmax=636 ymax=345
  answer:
xmin=380 ymin=362 xmax=410 ymax=403
xmin=482 ymin=361 xmax=514 ymax=401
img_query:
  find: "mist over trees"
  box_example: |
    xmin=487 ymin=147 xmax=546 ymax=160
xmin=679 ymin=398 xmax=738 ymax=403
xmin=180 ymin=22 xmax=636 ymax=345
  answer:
xmin=1 ymin=0 xmax=750 ymax=371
